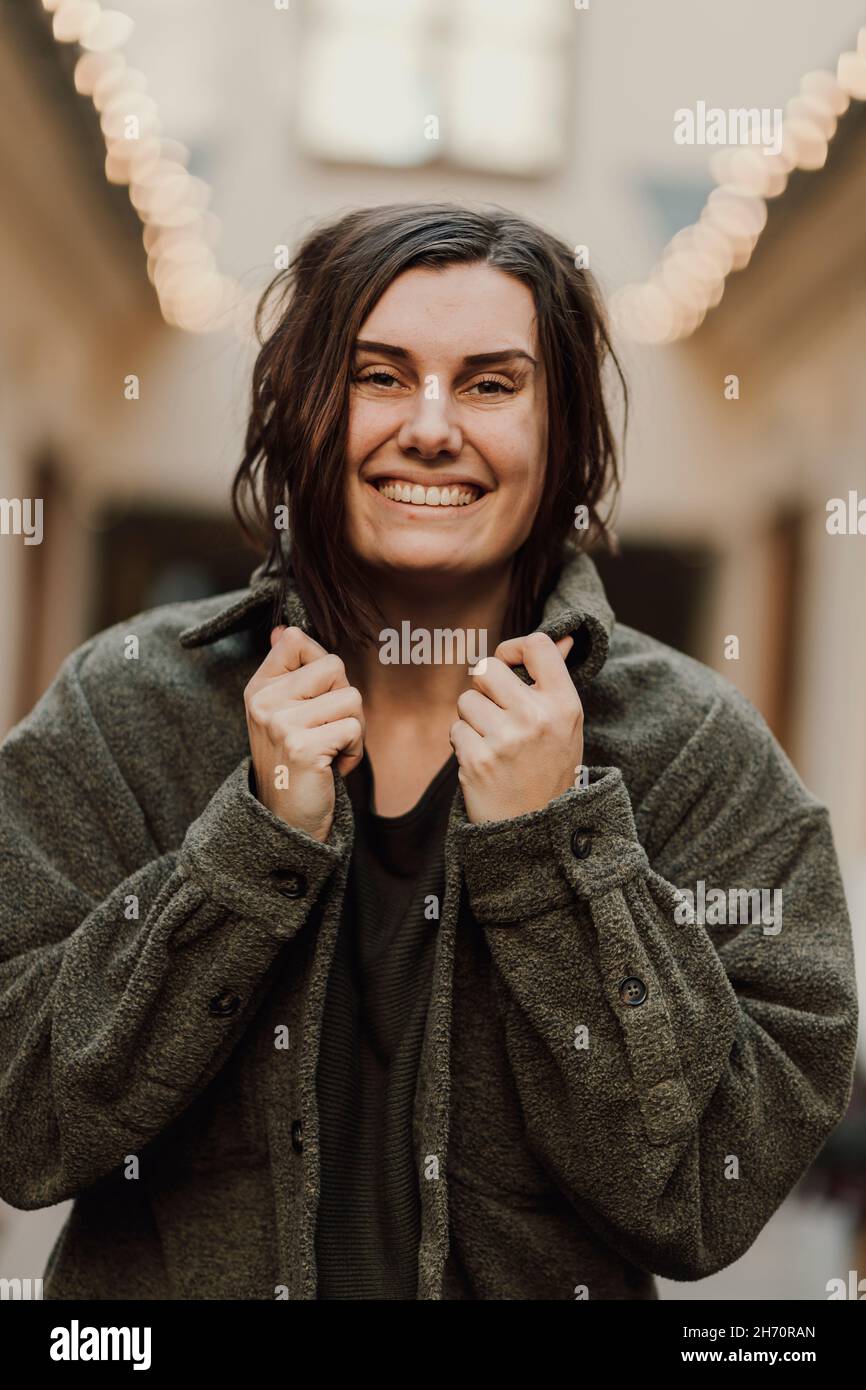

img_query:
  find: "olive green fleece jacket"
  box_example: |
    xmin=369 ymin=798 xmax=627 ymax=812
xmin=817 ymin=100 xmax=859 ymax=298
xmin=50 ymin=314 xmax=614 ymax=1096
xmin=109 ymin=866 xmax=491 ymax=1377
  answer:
xmin=0 ymin=546 xmax=857 ymax=1300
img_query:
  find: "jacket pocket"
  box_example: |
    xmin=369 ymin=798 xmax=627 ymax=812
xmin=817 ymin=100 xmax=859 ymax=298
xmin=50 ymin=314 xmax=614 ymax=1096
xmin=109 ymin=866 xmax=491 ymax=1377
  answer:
xmin=149 ymin=1027 xmax=269 ymax=1174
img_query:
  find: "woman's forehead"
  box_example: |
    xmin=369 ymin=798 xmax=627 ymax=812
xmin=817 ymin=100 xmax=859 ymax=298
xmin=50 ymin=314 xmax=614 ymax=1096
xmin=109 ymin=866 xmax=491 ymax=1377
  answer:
xmin=358 ymin=263 xmax=539 ymax=358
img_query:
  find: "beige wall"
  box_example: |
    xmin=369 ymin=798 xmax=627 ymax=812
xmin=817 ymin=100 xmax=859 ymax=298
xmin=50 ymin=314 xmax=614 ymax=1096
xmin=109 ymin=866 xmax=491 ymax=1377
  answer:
xmin=693 ymin=126 xmax=866 ymax=856
xmin=0 ymin=16 xmax=154 ymax=729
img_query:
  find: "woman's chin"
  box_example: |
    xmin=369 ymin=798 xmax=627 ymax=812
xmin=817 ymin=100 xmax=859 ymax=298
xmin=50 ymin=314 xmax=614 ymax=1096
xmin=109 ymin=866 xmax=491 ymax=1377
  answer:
xmin=368 ymin=545 xmax=477 ymax=576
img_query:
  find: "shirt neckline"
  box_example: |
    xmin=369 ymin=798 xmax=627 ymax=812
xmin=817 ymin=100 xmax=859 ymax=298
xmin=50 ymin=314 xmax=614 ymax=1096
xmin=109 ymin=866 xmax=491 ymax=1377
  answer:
xmin=354 ymin=750 xmax=459 ymax=828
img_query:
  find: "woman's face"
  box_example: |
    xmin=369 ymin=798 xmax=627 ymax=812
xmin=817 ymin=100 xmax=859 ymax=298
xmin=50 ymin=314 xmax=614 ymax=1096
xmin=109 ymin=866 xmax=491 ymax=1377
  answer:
xmin=343 ymin=262 xmax=548 ymax=583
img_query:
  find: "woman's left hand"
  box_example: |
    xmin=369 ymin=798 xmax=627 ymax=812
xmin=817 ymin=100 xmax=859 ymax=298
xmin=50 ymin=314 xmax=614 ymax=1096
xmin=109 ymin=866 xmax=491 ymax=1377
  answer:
xmin=450 ymin=632 xmax=584 ymax=824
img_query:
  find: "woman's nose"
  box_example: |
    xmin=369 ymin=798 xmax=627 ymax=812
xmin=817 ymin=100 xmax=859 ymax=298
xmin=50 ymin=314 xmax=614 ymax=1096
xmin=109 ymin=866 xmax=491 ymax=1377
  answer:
xmin=396 ymin=390 xmax=462 ymax=458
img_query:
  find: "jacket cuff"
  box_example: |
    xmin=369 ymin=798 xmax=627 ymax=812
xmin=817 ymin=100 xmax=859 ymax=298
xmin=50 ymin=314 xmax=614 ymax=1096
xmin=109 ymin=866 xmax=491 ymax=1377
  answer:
xmin=179 ymin=756 xmax=349 ymax=938
xmin=457 ymin=767 xmax=649 ymax=923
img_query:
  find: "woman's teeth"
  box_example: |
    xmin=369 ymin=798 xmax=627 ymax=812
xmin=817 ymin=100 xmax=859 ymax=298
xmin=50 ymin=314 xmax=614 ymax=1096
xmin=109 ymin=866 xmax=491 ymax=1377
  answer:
xmin=376 ymin=480 xmax=481 ymax=507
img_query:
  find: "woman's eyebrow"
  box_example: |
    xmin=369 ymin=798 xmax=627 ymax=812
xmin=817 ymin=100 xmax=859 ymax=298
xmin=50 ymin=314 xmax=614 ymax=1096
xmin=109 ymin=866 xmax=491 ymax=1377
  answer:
xmin=354 ymin=340 xmax=537 ymax=368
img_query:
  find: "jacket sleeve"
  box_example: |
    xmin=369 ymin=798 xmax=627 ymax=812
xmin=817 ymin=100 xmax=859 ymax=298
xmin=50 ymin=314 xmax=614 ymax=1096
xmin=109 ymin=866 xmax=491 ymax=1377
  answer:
xmin=0 ymin=646 xmax=347 ymax=1209
xmin=455 ymin=688 xmax=859 ymax=1282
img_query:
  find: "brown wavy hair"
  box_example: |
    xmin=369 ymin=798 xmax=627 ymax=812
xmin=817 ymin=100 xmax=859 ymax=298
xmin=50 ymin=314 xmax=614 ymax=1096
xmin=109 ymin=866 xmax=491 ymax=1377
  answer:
xmin=231 ymin=201 xmax=626 ymax=650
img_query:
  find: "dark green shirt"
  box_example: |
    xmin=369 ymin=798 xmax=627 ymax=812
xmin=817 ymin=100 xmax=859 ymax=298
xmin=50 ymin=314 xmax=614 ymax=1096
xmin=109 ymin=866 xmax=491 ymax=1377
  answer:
xmin=315 ymin=752 xmax=459 ymax=1299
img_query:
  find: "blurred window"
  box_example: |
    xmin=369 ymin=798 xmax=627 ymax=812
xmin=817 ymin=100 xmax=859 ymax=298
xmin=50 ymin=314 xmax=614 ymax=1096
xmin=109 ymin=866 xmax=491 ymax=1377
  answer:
xmin=298 ymin=0 xmax=571 ymax=174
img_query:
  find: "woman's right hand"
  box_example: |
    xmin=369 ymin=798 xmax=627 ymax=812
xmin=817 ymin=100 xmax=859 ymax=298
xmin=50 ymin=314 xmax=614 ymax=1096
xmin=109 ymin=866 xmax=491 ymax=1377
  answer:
xmin=244 ymin=626 xmax=364 ymax=842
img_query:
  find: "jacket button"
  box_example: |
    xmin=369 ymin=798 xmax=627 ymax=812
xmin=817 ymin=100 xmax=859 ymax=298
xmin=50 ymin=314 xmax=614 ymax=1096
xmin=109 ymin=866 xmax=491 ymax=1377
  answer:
xmin=271 ymin=870 xmax=308 ymax=899
xmin=618 ymin=977 xmax=648 ymax=1007
xmin=291 ymin=1119 xmax=304 ymax=1154
xmin=570 ymin=829 xmax=593 ymax=860
xmin=208 ymin=990 xmax=240 ymax=1017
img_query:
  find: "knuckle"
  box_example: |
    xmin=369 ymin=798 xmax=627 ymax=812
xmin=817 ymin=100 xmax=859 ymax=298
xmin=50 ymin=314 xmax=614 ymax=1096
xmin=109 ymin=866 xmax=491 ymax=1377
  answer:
xmin=522 ymin=701 xmax=543 ymax=730
xmin=245 ymin=689 xmax=266 ymax=723
xmin=280 ymin=726 xmax=306 ymax=761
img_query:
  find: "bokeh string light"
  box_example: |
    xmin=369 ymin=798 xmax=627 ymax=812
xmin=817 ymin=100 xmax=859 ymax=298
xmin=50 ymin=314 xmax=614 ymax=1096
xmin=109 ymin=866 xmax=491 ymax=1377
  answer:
xmin=43 ymin=0 xmax=257 ymax=338
xmin=611 ymin=24 xmax=866 ymax=344
xmin=42 ymin=2 xmax=866 ymax=345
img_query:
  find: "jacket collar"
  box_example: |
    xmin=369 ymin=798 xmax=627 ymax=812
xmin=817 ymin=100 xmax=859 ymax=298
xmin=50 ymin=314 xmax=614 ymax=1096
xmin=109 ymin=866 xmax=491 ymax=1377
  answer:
xmin=178 ymin=535 xmax=615 ymax=683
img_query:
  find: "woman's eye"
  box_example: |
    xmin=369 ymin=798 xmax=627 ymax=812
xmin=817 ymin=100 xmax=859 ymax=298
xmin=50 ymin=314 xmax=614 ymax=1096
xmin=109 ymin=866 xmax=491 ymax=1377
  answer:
xmin=353 ymin=370 xmax=516 ymax=396
xmin=466 ymin=377 xmax=517 ymax=397
xmin=355 ymin=370 xmax=403 ymax=389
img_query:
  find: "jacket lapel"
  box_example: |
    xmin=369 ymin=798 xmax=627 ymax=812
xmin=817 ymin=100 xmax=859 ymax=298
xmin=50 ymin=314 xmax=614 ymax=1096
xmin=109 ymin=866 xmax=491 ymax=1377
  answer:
xmin=177 ymin=538 xmax=616 ymax=684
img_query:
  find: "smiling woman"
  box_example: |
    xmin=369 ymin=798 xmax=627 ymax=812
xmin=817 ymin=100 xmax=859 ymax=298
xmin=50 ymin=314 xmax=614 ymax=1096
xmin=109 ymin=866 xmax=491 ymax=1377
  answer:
xmin=232 ymin=203 xmax=624 ymax=654
xmin=0 ymin=202 xmax=857 ymax=1304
